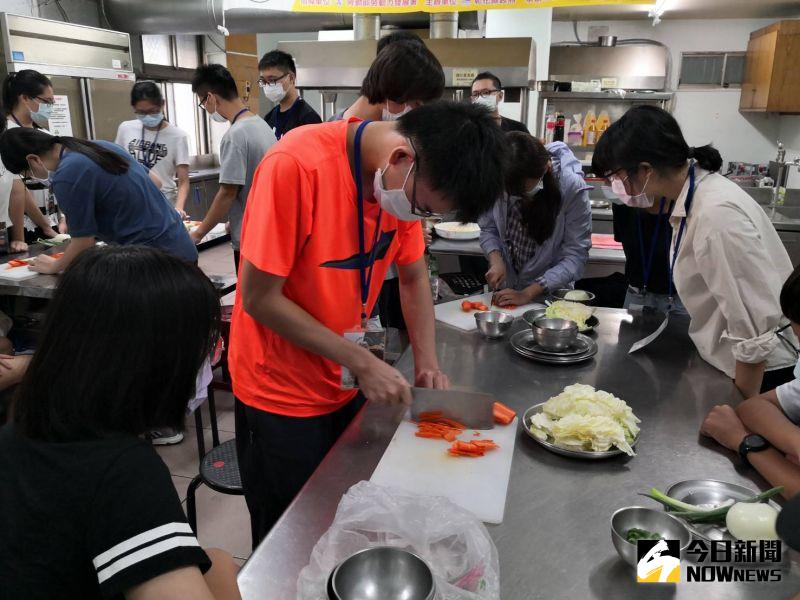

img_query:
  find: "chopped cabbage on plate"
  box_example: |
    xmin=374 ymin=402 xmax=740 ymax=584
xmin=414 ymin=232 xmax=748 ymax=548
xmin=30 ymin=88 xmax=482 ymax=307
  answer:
xmin=544 ymin=300 xmax=595 ymax=330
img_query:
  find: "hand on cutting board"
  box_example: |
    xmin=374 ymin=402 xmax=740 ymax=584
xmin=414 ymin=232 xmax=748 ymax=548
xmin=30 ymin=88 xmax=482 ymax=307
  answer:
xmin=29 ymin=254 xmax=60 ymax=274
xmin=415 ymin=368 xmax=450 ymax=390
xmin=354 ymin=357 xmax=412 ymax=406
xmin=494 ymin=286 xmax=540 ymax=308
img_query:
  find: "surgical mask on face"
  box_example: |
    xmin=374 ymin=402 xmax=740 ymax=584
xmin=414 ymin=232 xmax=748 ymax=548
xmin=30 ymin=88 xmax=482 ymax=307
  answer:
xmin=373 ymin=161 xmax=420 ymax=221
xmin=30 ymin=100 xmax=53 ymax=126
xmin=610 ymin=173 xmax=653 ymax=208
xmin=27 ymin=158 xmax=52 ymax=187
xmin=473 ymin=93 xmax=498 ymax=111
xmin=381 ymin=102 xmax=412 ymax=122
xmin=263 ymin=82 xmax=287 ymax=104
xmin=525 ymin=180 xmax=544 ymax=197
xmin=204 ymin=95 xmax=228 ymax=123
xmin=137 ymin=113 xmax=164 ymax=128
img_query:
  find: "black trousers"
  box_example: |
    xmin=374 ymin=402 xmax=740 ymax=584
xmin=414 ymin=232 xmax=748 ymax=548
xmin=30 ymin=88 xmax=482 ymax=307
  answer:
xmin=233 ymin=249 xmax=240 ymax=273
xmin=235 ymin=392 xmax=366 ymax=549
xmin=377 ymin=278 xmax=406 ymax=331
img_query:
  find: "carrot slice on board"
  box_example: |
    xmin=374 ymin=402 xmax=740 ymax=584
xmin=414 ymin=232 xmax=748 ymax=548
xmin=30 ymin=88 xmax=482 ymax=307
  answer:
xmin=417 ymin=411 xmax=444 ymax=421
xmin=461 ymin=300 xmax=473 ymax=312
xmin=493 ymin=401 xmax=516 ymax=425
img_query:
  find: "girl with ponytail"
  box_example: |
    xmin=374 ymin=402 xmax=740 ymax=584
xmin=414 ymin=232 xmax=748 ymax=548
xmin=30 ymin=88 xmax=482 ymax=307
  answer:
xmin=593 ymin=104 xmax=797 ymax=398
xmin=479 ymin=131 xmax=592 ymax=307
xmin=0 ymin=127 xmax=197 ymax=273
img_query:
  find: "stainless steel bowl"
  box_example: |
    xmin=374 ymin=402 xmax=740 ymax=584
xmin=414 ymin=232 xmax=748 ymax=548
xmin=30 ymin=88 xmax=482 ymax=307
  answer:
xmin=549 ymin=288 xmax=596 ymax=305
xmin=331 ymin=547 xmax=435 ymax=600
xmin=610 ymin=506 xmax=692 ymax=568
xmin=532 ymin=317 xmax=578 ymax=351
xmin=475 ymin=310 xmax=515 ymax=339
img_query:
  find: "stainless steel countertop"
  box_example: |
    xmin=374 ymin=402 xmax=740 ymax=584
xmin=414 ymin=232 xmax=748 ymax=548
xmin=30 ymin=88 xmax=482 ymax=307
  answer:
xmin=237 ymin=309 xmax=800 ymax=599
xmin=0 ymin=238 xmax=235 ymax=299
xmin=428 ymin=237 xmax=626 ymax=265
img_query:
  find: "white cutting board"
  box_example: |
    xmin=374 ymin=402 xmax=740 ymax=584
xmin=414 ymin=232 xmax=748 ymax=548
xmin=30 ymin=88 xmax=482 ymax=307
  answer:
xmin=370 ymin=417 xmax=518 ymax=524
xmin=435 ymin=292 xmax=545 ymax=332
xmin=0 ymin=262 xmax=39 ymax=281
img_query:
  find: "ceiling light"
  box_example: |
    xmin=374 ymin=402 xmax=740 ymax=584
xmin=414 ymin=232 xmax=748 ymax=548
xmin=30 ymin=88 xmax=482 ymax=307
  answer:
xmin=649 ymin=0 xmax=670 ymax=26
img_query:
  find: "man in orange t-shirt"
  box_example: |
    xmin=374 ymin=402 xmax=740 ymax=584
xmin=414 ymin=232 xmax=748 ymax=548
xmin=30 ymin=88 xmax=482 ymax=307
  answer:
xmin=230 ymin=102 xmax=508 ymax=545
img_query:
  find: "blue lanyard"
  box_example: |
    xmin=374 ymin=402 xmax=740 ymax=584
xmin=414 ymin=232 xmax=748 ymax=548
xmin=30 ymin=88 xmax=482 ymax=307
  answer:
xmin=636 ymin=197 xmax=666 ymax=293
xmin=354 ymin=120 xmax=383 ymax=328
xmin=231 ymin=108 xmax=249 ymax=125
xmin=669 ymin=162 xmax=697 ymax=300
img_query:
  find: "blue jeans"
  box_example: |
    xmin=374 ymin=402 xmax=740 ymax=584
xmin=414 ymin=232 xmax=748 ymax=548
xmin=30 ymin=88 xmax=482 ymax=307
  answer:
xmin=624 ymin=286 xmax=688 ymax=316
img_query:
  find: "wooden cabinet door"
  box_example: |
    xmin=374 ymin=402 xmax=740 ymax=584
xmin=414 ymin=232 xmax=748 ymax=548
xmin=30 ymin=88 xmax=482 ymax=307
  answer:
xmin=740 ymin=31 xmax=778 ymax=110
xmin=769 ymin=27 xmax=800 ymax=112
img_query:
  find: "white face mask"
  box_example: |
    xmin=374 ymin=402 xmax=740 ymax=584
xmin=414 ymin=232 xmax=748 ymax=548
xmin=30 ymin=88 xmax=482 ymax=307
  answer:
xmin=204 ymin=94 xmax=228 ymax=123
xmin=381 ymin=102 xmax=412 ymax=122
xmin=525 ymin=180 xmax=544 ymax=197
xmin=610 ymin=173 xmax=653 ymax=208
xmin=373 ymin=161 xmax=420 ymax=221
xmin=263 ymin=82 xmax=287 ymax=104
xmin=473 ymin=93 xmax=498 ymax=111
xmin=27 ymin=157 xmax=52 ymax=187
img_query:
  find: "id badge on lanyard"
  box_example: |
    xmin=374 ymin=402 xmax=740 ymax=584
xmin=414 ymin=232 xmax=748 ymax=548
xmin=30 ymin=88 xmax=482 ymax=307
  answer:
xmin=340 ymin=119 xmax=387 ymax=390
xmin=628 ymin=198 xmax=667 ymax=314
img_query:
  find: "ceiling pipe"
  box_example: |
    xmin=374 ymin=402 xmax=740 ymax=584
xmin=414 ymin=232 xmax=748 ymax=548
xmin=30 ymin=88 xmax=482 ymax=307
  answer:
xmin=100 ymin=0 xmax=477 ymax=34
xmin=429 ymin=13 xmax=458 ymax=39
xmin=353 ymin=14 xmax=381 ymax=40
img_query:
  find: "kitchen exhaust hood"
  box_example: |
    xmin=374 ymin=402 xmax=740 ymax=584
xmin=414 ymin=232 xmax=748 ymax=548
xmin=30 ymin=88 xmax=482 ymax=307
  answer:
xmin=549 ymin=44 xmax=669 ymax=91
xmin=278 ymin=37 xmax=536 ymax=89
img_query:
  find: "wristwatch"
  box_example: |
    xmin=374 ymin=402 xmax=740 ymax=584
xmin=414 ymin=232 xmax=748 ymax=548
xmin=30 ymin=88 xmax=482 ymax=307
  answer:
xmin=738 ymin=434 xmax=770 ymax=467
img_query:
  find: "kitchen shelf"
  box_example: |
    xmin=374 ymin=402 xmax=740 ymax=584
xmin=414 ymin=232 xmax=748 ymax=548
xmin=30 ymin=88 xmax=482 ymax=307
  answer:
xmin=539 ymin=91 xmax=673 ymax=101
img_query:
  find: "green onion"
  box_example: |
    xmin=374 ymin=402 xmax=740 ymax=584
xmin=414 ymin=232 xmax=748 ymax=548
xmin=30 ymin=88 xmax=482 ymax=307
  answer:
xmin=640 ymin=486 xmax=783 ymax=525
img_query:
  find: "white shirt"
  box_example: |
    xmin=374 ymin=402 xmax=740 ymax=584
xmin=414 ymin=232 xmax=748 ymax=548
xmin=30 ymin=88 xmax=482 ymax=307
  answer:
xmin=7 ymin=118 xmax=55 ymax=228
xmin=115 ymin=120 xmax=190 ymax=204
xmin=670 ymin=165 xmax=797 ymax=379
xmin=0 ymin=158 xmax=13 ymax=225
xmin=777 ymin=373 xmax=800 ymax=424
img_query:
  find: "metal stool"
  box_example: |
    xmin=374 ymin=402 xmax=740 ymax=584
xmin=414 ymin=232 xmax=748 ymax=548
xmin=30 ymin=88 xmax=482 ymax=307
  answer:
xmin=186 ymin=340 xmax=243 ymax=533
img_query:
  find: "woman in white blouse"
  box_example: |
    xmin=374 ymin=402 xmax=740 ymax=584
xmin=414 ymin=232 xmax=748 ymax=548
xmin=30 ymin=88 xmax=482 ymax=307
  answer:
xmin=593 ymin=105 xmax=796 ymax=398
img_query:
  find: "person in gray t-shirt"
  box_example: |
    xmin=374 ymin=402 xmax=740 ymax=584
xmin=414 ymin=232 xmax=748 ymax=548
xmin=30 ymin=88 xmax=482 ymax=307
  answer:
xmin=191 ymin=65 xmax=277 ymax=267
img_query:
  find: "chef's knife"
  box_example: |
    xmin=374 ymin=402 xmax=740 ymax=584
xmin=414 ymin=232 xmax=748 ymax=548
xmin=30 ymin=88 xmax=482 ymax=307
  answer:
xmin=410 ymin=387 xmax=495 ymax=430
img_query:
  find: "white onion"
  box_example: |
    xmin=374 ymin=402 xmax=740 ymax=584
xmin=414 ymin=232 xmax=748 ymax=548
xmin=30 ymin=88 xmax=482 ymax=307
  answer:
xmin=725 ymin=502 xmax=780 ymax=541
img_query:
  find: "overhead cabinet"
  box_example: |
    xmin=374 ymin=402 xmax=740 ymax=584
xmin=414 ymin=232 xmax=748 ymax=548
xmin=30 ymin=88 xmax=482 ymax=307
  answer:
xmin=740 ymin=20 xmax=800 ymax=114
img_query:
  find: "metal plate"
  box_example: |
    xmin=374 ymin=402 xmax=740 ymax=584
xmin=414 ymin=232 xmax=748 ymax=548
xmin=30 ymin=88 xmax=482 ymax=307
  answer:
xmin=522 ymin=403 xmax=639 ymax=459
xmin=510 ymin=330 xmax=598 ymax=364
xmin=516 ymin=333 xmax=593 ymax=357
xmin=663 ymin=479 xmax=781 ymax=543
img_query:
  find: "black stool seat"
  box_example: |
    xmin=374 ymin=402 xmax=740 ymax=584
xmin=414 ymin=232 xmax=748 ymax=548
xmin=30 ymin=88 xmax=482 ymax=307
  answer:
xmin=199 ymin=440 xmax=243 ymax=494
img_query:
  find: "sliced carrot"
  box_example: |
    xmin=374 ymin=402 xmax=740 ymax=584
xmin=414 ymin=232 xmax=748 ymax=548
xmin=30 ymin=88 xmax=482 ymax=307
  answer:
xmin=473 ymin=432 xmax=481 ymax=437
xmin=435 ymin=417 xmax=467 ymax=430
xmin=461 ymin=300 xmax=473 ymax=312
xmin=415 ymin=432 xmax=443 ymax=439
xmin=51 ymin=252 xmax=64 ymax=259
xmin=474 ymin=303 xmax=489 ymax=311
xmin=6 ymin=259 xmax=28 ymax=269
xmin=417 ymin=411 xmax=444 ymax=421
xmin=493 ymin=401 xmax=516 ymax=425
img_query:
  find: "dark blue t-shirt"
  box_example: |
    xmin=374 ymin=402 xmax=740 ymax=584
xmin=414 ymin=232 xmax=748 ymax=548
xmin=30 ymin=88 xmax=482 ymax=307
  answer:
xmin=52 ymin=141 xmax=197 ymax=263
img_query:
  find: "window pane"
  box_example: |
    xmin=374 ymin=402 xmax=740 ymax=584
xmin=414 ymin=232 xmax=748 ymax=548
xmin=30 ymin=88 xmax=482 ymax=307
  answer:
xmin=680 ymin=54 xmax=724 ymax=85
xmin=142 ymin=34 xmax=172 ymax=66
xmin=175 ymin=35 xmax=200 ymax=69
xmin=172 ymin=83 xmax=199 ymax=157
xmin=724 ymin=54 xmax=746 ymax=86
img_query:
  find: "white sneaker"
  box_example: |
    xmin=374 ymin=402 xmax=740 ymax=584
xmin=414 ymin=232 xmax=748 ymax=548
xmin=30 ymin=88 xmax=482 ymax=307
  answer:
xmin=147 ymin=428 xmax=185 ymax=446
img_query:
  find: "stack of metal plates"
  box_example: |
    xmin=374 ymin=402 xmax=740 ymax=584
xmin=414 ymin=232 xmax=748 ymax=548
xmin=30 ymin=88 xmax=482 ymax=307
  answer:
xmin=509 ymin=330 xmax=598 ymax=364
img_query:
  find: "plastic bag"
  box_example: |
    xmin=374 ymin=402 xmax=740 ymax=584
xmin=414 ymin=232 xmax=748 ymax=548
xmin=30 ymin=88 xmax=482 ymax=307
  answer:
xmin=296 ymin=481 xmax=500 ymax=600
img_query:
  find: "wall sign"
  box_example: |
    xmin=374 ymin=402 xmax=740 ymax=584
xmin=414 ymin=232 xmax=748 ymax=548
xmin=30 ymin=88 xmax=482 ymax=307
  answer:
xmin=48 ymin=95 xmax=73 ymax=137
xmin=452 ymin=69 xmax=479 ymax=87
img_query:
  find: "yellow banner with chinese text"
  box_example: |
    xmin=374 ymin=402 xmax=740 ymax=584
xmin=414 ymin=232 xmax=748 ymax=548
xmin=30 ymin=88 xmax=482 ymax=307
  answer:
xmin=292 ymin=0 xmax=653 ymax=14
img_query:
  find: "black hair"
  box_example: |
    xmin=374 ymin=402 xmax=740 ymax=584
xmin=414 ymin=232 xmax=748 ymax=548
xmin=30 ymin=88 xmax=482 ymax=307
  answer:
xmin=0 ymin=127 xmax=129 ymax=176
xmin=377 ymin=30 xmax=424 ymax=55
xmin=131 ymin=80 xmax=164 ymax=106
xmin=592 ymin=105 xmax=723 ymax=179
xmin=360 ymin=40 xmax=444 ymax=105
xmin=505 ymin=132 xmax=562 ymax=245
xmin=472 ymin=71 xmax=502 ymax=90
xmin=14 ymin=246 xmax=220 ymax=442
xmin=397 ymin=101 xmax=508 ymax=223
xmin=781 ymin=264 xmax=800 ymax=324
xmin=191 ymin=64 xmax=239 ymax=101
xmin=258 ymin=50 xmax=296 ymax=75
xmin=2 ymin=70 xmax=52 ymax=114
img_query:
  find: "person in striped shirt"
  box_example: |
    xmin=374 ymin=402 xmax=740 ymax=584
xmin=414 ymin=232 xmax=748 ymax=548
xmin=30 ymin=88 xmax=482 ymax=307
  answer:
xmin=0 ymin=246 xmax=240 ymax=600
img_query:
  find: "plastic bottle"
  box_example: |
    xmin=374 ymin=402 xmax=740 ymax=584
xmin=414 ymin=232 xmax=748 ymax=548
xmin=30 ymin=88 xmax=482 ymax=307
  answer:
xmin=567 ymin=114 xmax=584 ymax=146
xmin=583 ymin=109 xmax=597 ymax=146
xmin=595 ymin=111 xmax=611 ymax=142
xmin=544 ymin=113 xmax=556 ymax=144
xmin=553 ymin=113 xmax=565 ymax=142
xmin=428 ymin=253 xmax=439 ymax=301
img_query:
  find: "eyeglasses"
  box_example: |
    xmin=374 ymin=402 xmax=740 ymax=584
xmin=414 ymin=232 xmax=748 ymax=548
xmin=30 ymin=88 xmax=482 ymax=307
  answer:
xmin=469 ymin=89 xmax=500 ymax=100
xmin=406 ymin=140 xmax=441 ymax=219
xmin=777 ymin=323 xmax=800 ymax=358
xmin=34 ymin=96 xmax=55 ymax=106
xmin=258 ymin=73 xmax=289 ymax=87
xmin=197 ymin=94 xmax=210 ymax=111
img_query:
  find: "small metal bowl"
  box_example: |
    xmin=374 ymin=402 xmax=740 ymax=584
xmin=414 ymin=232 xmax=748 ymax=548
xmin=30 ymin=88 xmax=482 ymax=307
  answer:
xmin=610 ymin=506 xmax=692 ymax=568
xmin=532 ymin=317 xmax=578 ymax=351
xmin=549 ymin=288 xmax=596 ymax=305
xmin=331 ymin=547 xmax=435 ymax=600
xmin=475 ymin=310 xmax=515 ymax=339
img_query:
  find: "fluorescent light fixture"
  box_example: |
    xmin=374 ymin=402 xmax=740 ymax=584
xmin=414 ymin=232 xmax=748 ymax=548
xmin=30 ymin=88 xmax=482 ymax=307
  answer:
xmin=649 ymin=0 xmax=670 ymax=25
